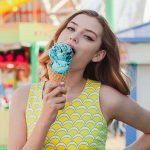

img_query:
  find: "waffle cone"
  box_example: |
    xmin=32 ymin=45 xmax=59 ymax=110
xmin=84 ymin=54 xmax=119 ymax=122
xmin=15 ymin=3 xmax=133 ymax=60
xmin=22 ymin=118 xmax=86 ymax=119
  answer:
xmin=48 ymin=67 xmax=66 ymax=83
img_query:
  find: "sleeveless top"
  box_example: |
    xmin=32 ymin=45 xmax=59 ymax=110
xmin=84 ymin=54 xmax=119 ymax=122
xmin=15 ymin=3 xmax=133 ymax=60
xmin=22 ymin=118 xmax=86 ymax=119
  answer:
xmin=26 ymin=79 xmax=108 ymax=150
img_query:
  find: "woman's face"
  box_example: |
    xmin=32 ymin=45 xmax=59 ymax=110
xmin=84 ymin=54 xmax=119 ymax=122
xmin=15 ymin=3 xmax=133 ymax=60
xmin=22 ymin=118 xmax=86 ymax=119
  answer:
xmin=57 ymin=14 xmax=103 ymax=71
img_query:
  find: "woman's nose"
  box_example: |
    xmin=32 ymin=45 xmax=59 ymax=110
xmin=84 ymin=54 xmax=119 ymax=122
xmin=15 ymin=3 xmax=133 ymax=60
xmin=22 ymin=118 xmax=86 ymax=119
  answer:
xmin=69 ymin=34 xmax=78 ymax=43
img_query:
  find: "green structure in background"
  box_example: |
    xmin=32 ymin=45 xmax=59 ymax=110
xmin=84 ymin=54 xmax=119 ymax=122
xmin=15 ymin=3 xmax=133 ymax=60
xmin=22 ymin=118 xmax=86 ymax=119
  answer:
xmin=30 ymin=42 xmax=40 ymax=83
xmin=0 ymin=147 xmax=7 ymax=150
xmin=30 ymin=41 xmax=48 ymax=83
xmin=105 ymin=0 xmax=115 ymax=31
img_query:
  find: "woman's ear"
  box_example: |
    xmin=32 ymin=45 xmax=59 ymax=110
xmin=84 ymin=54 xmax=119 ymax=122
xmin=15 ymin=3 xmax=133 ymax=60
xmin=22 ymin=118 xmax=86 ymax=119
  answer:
xmin=92 ymin=50 xmax=106 ymax=62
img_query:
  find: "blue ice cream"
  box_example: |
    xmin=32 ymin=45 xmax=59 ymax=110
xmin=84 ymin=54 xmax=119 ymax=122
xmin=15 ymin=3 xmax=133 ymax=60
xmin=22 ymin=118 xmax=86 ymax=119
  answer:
xmin=48 ymin=42 xmax=73 ymax=75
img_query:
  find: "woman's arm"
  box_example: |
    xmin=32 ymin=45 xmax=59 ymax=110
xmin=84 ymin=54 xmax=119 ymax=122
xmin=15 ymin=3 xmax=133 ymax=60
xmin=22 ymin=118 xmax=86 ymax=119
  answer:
xmin=9 ymin=85 xmax=51 ymax=150
xmin=9 ymin=82 xmax=67 ymax=150
xmin=8 ymin=85 xmax=29 ymax=150
xmin=100 ymin=85 xmax=150 ymax=150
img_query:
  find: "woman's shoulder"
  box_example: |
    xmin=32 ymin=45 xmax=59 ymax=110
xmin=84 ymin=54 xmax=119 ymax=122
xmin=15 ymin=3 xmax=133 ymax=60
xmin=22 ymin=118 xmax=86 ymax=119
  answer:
xmin=100 ymin=84 xmax=127 ymax=121
xmin=100 ymin=84 xmax=124 ymax=99
xmin=10 ymin=84 xmax=31 ymax=112
xmin=14 ymin=84 xmax=31 ymax=98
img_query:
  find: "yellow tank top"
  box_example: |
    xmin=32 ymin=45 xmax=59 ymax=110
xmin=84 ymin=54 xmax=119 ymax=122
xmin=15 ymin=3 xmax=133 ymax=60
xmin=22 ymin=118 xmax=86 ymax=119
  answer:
xmin=26 ymin=79 xmax=108 ymax=150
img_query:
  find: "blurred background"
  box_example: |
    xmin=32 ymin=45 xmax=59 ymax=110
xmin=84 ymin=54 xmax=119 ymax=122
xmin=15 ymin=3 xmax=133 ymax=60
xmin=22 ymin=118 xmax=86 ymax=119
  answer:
xmin=0 ymin=0 xmax=150 ymax=149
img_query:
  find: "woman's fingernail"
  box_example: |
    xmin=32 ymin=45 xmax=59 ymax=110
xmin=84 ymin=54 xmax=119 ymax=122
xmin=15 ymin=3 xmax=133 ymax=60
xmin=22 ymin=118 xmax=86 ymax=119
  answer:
xmin=60 ymin=82 xmax=65 ymax=85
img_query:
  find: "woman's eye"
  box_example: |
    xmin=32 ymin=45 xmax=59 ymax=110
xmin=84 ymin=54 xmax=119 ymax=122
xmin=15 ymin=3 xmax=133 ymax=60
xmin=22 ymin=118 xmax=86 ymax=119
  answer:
xmin=66 ymin=26 xmax=75 ymax=31
xmin=84 ymin=35 xmax=94 ymax=41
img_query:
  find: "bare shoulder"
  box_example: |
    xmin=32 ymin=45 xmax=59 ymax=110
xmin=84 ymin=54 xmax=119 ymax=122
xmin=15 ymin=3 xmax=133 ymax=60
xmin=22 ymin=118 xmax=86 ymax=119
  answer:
xmin=100 ymin=84 xmax=127 ymax=123
xmin=10 ymin=84 xmax=31 ymax=113
xmin=100 ymin=84 xmax=126 ymax=102
xmin=100 ymin=84 xmax=150 ymax=133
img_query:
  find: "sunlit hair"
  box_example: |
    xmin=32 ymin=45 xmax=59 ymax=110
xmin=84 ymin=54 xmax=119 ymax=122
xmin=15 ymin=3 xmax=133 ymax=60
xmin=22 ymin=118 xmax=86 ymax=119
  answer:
xmin=39 ymin=9 xmax=130 ymax=95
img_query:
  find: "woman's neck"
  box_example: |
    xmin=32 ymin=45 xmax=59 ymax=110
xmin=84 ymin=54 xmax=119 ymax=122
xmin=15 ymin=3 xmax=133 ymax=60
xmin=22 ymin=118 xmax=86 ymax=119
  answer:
xmin=65 ymin=70 xmax=86 ymax=92
xmin=65 ymin=70 xmax=87 ymax=102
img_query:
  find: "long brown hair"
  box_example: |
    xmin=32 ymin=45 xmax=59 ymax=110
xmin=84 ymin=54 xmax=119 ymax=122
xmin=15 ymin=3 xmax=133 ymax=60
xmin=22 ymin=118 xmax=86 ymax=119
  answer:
xmin=39 ymin=9 xmax=130 ymax=95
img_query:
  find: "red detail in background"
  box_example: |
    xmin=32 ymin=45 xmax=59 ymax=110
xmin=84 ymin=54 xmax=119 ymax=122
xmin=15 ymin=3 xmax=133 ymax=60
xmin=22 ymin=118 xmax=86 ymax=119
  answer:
xmin=0 ymin=48 xmax=30 ymax=68
xmin=0 ymin=55 xmax=4 ymax=62
xmin=6 ymin=53 xmax=14 ymax=61
xmin=16 ymin=54 xmax=25 ymax=62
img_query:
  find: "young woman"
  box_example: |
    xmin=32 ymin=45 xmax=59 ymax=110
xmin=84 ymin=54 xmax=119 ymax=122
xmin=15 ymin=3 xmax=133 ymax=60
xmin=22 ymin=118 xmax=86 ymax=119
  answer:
xmin=9 ymin=10 xmax=150 ymax=150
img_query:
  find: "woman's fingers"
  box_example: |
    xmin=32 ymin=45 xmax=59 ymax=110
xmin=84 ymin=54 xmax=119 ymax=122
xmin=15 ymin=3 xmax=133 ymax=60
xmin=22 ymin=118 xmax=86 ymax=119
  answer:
xmin=56 ymin=103 xmax=66 ymax=110
xmin=43 ymin=81 xmax=64 ymax=95
xmin=43 ymin=96 xmax=66 ymax=112
xmin=49 ymin=86 xmax=67 ymax=97
xmin=54 ymin=96 xmax=66 ymax=104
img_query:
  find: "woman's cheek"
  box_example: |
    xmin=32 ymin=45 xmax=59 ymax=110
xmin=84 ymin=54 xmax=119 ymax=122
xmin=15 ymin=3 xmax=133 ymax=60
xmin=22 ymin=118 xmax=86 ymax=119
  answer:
xmin=57 ymin=31 xmax=67 ymax=41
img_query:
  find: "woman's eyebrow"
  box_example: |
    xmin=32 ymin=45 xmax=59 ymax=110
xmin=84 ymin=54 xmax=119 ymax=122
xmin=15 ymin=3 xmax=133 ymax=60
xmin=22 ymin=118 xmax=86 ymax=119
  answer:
xmin=69 ymin=21 xmax=78 ymax=26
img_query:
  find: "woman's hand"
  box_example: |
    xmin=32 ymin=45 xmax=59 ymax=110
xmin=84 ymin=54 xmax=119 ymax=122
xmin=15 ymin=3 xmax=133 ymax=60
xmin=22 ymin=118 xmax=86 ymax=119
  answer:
xmin=39 ymin=82 xmax=67 ymax=126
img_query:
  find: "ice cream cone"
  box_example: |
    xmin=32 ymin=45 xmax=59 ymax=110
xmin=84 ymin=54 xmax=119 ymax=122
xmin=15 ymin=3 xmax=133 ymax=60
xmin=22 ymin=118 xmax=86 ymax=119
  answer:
xmin=48 ymin=42 xmax=73 ymax=84
xmin=48 ymin=66 xmax=66 ymax=83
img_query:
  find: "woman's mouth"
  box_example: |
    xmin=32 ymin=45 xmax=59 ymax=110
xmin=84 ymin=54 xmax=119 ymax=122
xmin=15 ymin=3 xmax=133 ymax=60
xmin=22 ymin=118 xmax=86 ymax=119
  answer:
xmin=66 ymin=42 xmax=76 ymax=55
xmin=72 ymin=49 xmax=75 ymax=55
